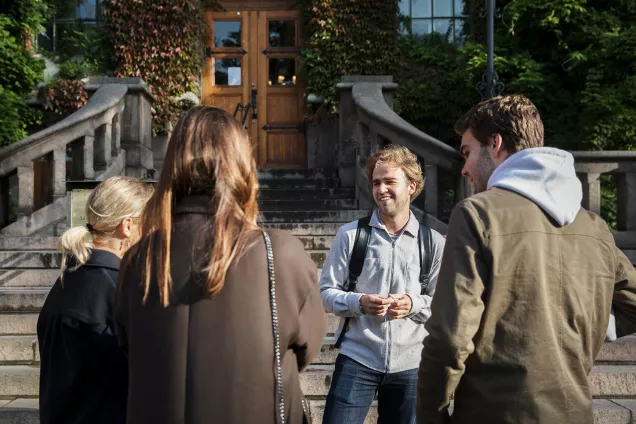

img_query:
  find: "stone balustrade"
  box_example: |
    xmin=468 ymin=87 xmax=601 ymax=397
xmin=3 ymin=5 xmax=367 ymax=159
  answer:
xmin=339 ymin=76 xmax=636 ymax=249
xmin=0 ymin=78 xmax=155 ymax=233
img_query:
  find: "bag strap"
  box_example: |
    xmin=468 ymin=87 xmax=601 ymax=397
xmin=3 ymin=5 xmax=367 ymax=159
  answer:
xmin=334 ymin=217 xmax=372 ymax=349
xmin=263 ymin=231 xmax=285 ymax=424
xmin=418 ymin=224 xmax=433 ymax=295
xmin=345 ymin=216 xmax=372 ymax=292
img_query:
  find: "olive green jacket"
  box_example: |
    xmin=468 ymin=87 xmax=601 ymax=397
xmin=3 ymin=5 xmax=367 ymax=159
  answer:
xmin=417 ymin=188 xmax=636 ymax=424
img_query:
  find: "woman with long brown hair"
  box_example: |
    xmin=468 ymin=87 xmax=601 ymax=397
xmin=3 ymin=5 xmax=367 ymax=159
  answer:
xmin=116 ymin=106 xmax=326 ymax=424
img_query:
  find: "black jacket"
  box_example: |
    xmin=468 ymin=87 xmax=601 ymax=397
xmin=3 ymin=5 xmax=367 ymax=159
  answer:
xmin=37 ymin=249 xmax=127 ymax=424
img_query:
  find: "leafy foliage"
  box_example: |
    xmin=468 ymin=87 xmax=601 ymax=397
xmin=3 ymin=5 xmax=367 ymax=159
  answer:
xmin=104 ymin=0 xmax=210 ymax=134
xmin=299 ymin=0 xmax=401 ymax=114
xmin=0 ymin=14 xmax=44 ymax=146
xmin=0 ymin=16 xmax=44 ymax=95
xmin=40 ymin=79 xmax=88 ymax=117
xmin=0 ymin=86 xmax=42 ymax=147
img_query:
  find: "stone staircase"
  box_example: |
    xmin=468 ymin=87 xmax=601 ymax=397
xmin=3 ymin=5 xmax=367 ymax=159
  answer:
xmin=0 ymin=169 xmax=636 ymax=423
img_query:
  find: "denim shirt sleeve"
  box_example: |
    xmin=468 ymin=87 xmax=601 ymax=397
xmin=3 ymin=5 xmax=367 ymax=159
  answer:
xmin=319 ymin=224 xmax=365 ymax=317
xmin=408 ymin=230 xmax=446 ymax=324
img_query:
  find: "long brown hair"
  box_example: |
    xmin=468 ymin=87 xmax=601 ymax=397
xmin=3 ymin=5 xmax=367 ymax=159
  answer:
xmin=138 ymin=106 xmax=260 ymax=306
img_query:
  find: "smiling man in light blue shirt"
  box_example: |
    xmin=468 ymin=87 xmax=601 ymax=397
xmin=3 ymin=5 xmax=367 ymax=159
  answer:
xmin=320 ymin=145 xmax=445 ymax=424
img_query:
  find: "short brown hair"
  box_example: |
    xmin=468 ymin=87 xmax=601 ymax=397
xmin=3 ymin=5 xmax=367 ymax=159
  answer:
xmin=454 ymin=94 xmax=544 ymax=153
xmin=365 ymin=145 xmax=424 ymax=202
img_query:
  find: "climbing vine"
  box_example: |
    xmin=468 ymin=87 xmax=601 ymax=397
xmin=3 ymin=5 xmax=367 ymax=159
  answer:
xmin=104 ymin=0 xmax=218 ymax=134
xmin=299 ymin=0 xmax=401 ymax=114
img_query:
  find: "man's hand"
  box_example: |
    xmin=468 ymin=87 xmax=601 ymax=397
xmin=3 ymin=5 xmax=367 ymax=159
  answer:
xmin=387 ymin=294 xmax=412 ymax=319
xmin=360 ymin=294 xmax=391 ymax=316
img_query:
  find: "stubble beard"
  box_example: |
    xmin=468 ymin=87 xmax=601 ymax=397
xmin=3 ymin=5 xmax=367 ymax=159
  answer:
xmin=473 ymin=148 xmax=497 ymax=194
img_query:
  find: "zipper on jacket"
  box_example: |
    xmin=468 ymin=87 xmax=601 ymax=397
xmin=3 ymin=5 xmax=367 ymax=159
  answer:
xmin=386 ymin=239 xmax=396 ymax=372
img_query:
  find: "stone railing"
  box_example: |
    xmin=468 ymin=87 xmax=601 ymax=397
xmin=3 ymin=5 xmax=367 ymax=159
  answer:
xmin=339 ymin=76 xmax=636 ymax=251
xmin=0 ymin=77 xmax=155 ymax=235
xmin=338 ymin=76 xmax=471 ymax=233
xmin=573 ymin=151 xmax=636 ymax=257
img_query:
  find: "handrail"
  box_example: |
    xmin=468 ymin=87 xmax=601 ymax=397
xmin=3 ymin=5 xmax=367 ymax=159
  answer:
xmin=0 ymin=84 xmax=127 ymax=176
xmin=351 ymin=82 xmax=462 ymax=170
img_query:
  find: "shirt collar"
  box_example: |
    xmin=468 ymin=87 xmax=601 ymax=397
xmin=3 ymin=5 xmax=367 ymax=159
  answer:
xmin=83 ymin=249 xmax=121 ymax=272
xmin=369 ymin=209 xmax=419 ymax=238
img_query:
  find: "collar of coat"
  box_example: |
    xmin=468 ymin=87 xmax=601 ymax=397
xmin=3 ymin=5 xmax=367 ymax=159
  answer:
xmin=82 ymin=249 xmax=121 ymax=272
xmin=174 ymin=194 xmax=214 ymax=216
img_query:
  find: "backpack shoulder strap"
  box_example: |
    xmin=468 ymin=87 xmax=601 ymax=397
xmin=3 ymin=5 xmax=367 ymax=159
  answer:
xmin=418 ymin=224 xmax=433 ymax=295
xmin=346 ymin=216 xmax=372 ymax=291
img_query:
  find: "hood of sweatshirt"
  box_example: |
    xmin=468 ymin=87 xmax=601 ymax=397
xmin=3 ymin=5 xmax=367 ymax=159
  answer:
xmin=487 ymin=147 xmax=582 ymax=226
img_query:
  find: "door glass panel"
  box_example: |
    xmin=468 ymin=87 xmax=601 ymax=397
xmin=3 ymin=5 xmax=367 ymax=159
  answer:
xmin=215 ymin=58 xmax=241 ymax=86
xmin=268 ymin=58 xmax=296 ymax=86
xmin=268 ymin=21 xmax=296 ymax=47
xmin=412 ymin=0 xmax=432 ymax=17
xmin=214 ymin=21 xmax=241 ymax=47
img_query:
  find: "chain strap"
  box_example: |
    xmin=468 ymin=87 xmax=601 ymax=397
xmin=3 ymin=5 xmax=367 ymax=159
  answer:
xmin=264 ymin=231 xmax=285 ymax=424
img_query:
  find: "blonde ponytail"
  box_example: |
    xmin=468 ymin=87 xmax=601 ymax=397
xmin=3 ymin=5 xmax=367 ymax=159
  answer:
xmin=58 ymin=225 xmax=94 ymax=278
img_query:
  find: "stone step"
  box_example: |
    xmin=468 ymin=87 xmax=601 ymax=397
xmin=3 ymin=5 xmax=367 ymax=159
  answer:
xmin=0 ymin=253 xmax=61 ymax=270
xmin=258 ymin=178 xmax=339 ymax=190
xmin=298 ymin=236 xmax=335 ymax=250
xmin=0 ymin=337 xmax=38 ymax=364
xmin=300 ymin=364 xmax=636 ymax=398
xmin=257 ymin=168 xmax=337 ymax=180
xmin=0 ymin=290 xmax=50 ymax=313
xmin=259 ymin=188 xmax=354 ymax=201
xmin=260 ymin=210 xmax=368 ymax=223
xmin=2 ymin=361 xmax=635 ymax=399
xmin=3 ymin=333 xmax=632 ymax=367
xmin=0 ymin=314 xmax=38 ymax=336
xmin=259 ymin=199 xmax=356 ymax=211
xmin=0 ymin=398 xmax=634 ymax=424
xmin=0 ymin=271 xmax=59 ymax=288
xmin=264 ymin=223 xmax=344 ymax=236
xmin=0 ymin=238 xmax=58 ymax=251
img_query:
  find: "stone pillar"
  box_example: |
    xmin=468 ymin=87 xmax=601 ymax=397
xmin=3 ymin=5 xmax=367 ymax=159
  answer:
xmin=0 ymin=176 xmax=9 ymax=227
xmin=617 ymin=172 xmax=636 ymax=231
xmin=456 ymin=175 xmax=473 ymax=203
xmin=16 ymin=165 xmax=34 ymax=217
xmin=112 ymin=113 xmax=121 ymax=157
xmin=51 ymin=148 xmax=67 ymax=200
xmin=82 ymin=135 xmax=95 ymax=180
xmin=579 ymin=172 xmax=601 ymax=215
xmin=94 ymin=123 xmax=112 ymax=170
xmin=424 ymin=163 xmax=439 ymax=218
xmin=86 ymin=77 xmax=156 ymax=178
xmin=337 ymin=76 xmax=397 ymax=188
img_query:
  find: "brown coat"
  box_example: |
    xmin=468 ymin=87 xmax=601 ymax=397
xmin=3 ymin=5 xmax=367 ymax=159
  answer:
xmin=417 ymin=188 xmax=636 ymax=424
xmin=116 ymin=195 xmax=327 ymax=424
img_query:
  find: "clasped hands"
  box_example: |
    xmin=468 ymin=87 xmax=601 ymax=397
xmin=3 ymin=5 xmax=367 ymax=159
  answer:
xmin=360 ymin=293 xmax=412 ymax=319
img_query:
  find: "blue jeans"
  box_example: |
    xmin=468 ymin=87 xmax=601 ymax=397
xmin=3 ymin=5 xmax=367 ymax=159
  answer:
xmin=322 ymin=354 xmax=417 ymax=424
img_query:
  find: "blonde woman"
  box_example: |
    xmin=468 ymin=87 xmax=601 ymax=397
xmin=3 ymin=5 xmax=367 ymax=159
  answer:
xmin=37 ymin=176 xmax=153 ymax=424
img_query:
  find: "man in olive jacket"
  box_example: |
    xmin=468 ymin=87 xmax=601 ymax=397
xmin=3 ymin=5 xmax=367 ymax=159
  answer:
xmin=417 ymin=94 xmax=636 ymax=424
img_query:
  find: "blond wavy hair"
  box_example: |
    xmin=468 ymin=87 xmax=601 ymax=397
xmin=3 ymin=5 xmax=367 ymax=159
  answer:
xmin=365 ymin=145 xmax=425 ymax=201
xmin=58 ymin=176 xmax=154 ymax=278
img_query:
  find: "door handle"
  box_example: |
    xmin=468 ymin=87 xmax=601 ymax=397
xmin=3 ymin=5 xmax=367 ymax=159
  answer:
xmin=251 ymin=89 xmax=258 ymax=119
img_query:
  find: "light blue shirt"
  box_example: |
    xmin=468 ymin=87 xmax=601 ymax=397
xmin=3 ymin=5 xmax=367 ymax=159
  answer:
xmin=319 ymin=210 xmax=445 ymax=373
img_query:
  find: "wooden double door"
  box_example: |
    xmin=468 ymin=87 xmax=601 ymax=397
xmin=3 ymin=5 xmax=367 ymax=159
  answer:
xmin=202 ymin=10 xmax=306 ymax=168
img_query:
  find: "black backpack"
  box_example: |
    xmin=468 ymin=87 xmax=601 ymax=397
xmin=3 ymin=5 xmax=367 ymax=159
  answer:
xmin=334 ymin=216 xmax=434 ymax=348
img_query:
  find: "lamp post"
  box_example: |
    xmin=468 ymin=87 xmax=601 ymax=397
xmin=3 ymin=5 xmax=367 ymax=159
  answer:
xmin=486 ymin=0 xmax=495 ymax=98
xmin=477 ymin=0 xmax=503 ymax=100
